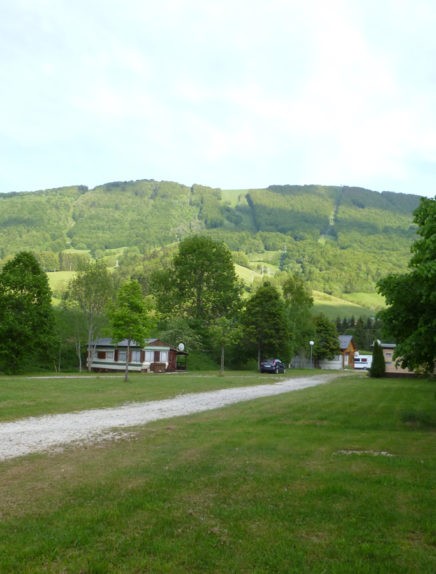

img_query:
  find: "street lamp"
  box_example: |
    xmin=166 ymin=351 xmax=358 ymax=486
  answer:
xmin=309 ymin=340 xmax=314 ymax=368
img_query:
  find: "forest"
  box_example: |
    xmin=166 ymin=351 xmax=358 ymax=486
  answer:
xmin=0 ymin=180 xmax=428 ymax=373
xmin=0 ymin=180 xmax=420 ymax=301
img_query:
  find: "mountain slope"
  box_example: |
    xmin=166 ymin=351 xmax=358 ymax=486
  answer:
xmin=0 ymin=180 xmax=421 ymax=295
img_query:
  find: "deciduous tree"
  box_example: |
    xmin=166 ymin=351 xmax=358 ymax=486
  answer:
xmin=110 ymin=280 xmax=154 ymax=382
xmin=65 ymin=260 xmax=115 ymax=370
xmin=209 ymin=316 xmax=242 ymax=375
xmin=282 ymin=274 xmax=314 ymax=359
xmin=377 ymin=197 xmax=436 ymax=374
xmin=312 ymin=314 xmax=340 ymax=364
xmin=153 ymin=236 xmax=241 ymax=324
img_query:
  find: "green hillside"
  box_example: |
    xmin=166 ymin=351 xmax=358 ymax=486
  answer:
xmin=0 ymin=180 xmax=421 ymax=302
xmin=0 ymin=186 xmax=85 ymax=256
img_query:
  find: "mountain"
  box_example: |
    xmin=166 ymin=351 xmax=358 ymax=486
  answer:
xmin=0 ymin=180 xmax=421 ymax=298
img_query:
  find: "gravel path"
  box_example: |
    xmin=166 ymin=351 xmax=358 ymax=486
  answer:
xmin=0 ymin=374 xmax=336 ymax=461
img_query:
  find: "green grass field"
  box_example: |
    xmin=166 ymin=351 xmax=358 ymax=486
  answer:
xmin=340 ymin=291 xmax=386 ymax=311
xmin=47 ymin=270 xmax=76 ymax=293
xmin=0 ymin=373 xmax=434 ymax=573
xmin=312 ymin=290 xmax=373 ymax=319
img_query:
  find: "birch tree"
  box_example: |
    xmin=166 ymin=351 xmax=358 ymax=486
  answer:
xmin=66 ymin=260 xmax=115 ymax=370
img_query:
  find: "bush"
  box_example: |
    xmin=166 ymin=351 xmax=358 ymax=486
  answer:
xmin=186 ymin=350 xmax=219 ymax=371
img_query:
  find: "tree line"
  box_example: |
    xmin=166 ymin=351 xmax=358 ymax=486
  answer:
xmin=0 ymin=196 xmax=433 ymax=376
xmin=0 ymin=239 xmax=339 ymax=376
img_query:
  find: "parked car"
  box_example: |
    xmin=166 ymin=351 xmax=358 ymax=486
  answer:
xmin=260 ymin=358 xmax=286 ymax=374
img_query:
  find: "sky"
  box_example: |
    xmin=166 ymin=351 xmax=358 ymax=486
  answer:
xmin=0 ymin=0 xmax=435 ymax=197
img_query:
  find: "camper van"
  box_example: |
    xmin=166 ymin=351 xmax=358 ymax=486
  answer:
xmin=354 ymin=354 xmax=372 ymax=370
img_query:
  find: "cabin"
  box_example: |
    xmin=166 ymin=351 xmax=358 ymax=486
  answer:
xmin=319 ymin=335 xmax=357 ymax=370
xmin=378 ymin=342 xmax=414 ymax=376
xmin=89 ymin=338 xmax=187 ymax=373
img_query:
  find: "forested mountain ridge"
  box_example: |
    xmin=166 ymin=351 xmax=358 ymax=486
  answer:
xmin=0 ymin=180 xmax=422 ymax=296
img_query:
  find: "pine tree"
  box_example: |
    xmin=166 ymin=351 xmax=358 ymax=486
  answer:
xmin=369 ymin=340 xmax=385 ymax=378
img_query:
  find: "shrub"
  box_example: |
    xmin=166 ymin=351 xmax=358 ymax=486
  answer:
xmin=369 ymin=340 xmax=385 ymax=378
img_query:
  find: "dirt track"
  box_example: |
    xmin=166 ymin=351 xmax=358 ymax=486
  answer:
xmin=0 ymin=374 xmax=337 ymax=461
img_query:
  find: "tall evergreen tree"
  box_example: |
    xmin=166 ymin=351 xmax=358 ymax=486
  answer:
xmin=369 ymin=340 xmax=386 ymax=378
xmin=0 ymin=251 xmax=55 ymax=373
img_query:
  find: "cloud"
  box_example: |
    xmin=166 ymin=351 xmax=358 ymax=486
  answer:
xmin=0 ymin=0 xmax=435 ymax=195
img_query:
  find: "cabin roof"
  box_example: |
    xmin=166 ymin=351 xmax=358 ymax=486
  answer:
xmin=379 ymin=342 xmax=396 ymax=349
xmin=92 ymin=337 xmax=169 ymax=348
xmin=338 ymin=334 xmax=356 ymax=350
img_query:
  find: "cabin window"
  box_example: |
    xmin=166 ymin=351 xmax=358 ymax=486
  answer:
xmin=145 ymin=350 xmax=153 ymax=362
xmin=160 ymin=351 xmax=168 ymax=362
xmin=118 ymin=350 xmax=127 ymax=362
xmin=98 ymin=351 xmax=114 ymax=360
xmin=131 ymin=350 xmax=141 ymax=362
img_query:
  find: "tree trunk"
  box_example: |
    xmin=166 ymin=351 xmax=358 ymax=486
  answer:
xmin=220 ymin=342 xmax=225 ymax=376
xmin=87 ymin=325 xmax=94 ymax=372
xmin=76 ymin=339 xmax=82 ymax=372
xmin=124 ymin=340 xmax=130 ymax=382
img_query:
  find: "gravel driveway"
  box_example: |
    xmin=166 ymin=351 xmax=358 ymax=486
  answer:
xmin=0 ymin=374 xmax=336 ymax=461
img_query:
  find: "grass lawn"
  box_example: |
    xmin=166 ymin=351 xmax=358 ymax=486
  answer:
xmin=0 ymin=373 xmax=434 ymax=573
xmin=0 ymin=371 xmax=293 ymax=422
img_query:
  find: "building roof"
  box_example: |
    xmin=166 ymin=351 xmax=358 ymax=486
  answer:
xmin=92 ymin=338 xmax=168 ymax=348
xmin=370 ymin=340 xmax=397 ymax=349
xmin=338 ymin=335 xmax=356 ymax=351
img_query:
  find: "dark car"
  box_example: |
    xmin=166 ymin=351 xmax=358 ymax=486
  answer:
xmin=260 ymin=358 xmax=286 ymax=374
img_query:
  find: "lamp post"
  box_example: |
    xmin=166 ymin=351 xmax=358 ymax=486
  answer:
xmin=309 ymin=340 xmax=314 ymax=368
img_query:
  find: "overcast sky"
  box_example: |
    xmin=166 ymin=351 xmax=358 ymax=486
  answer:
xmin=1 ymin=0 xmax=435 ymax=197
